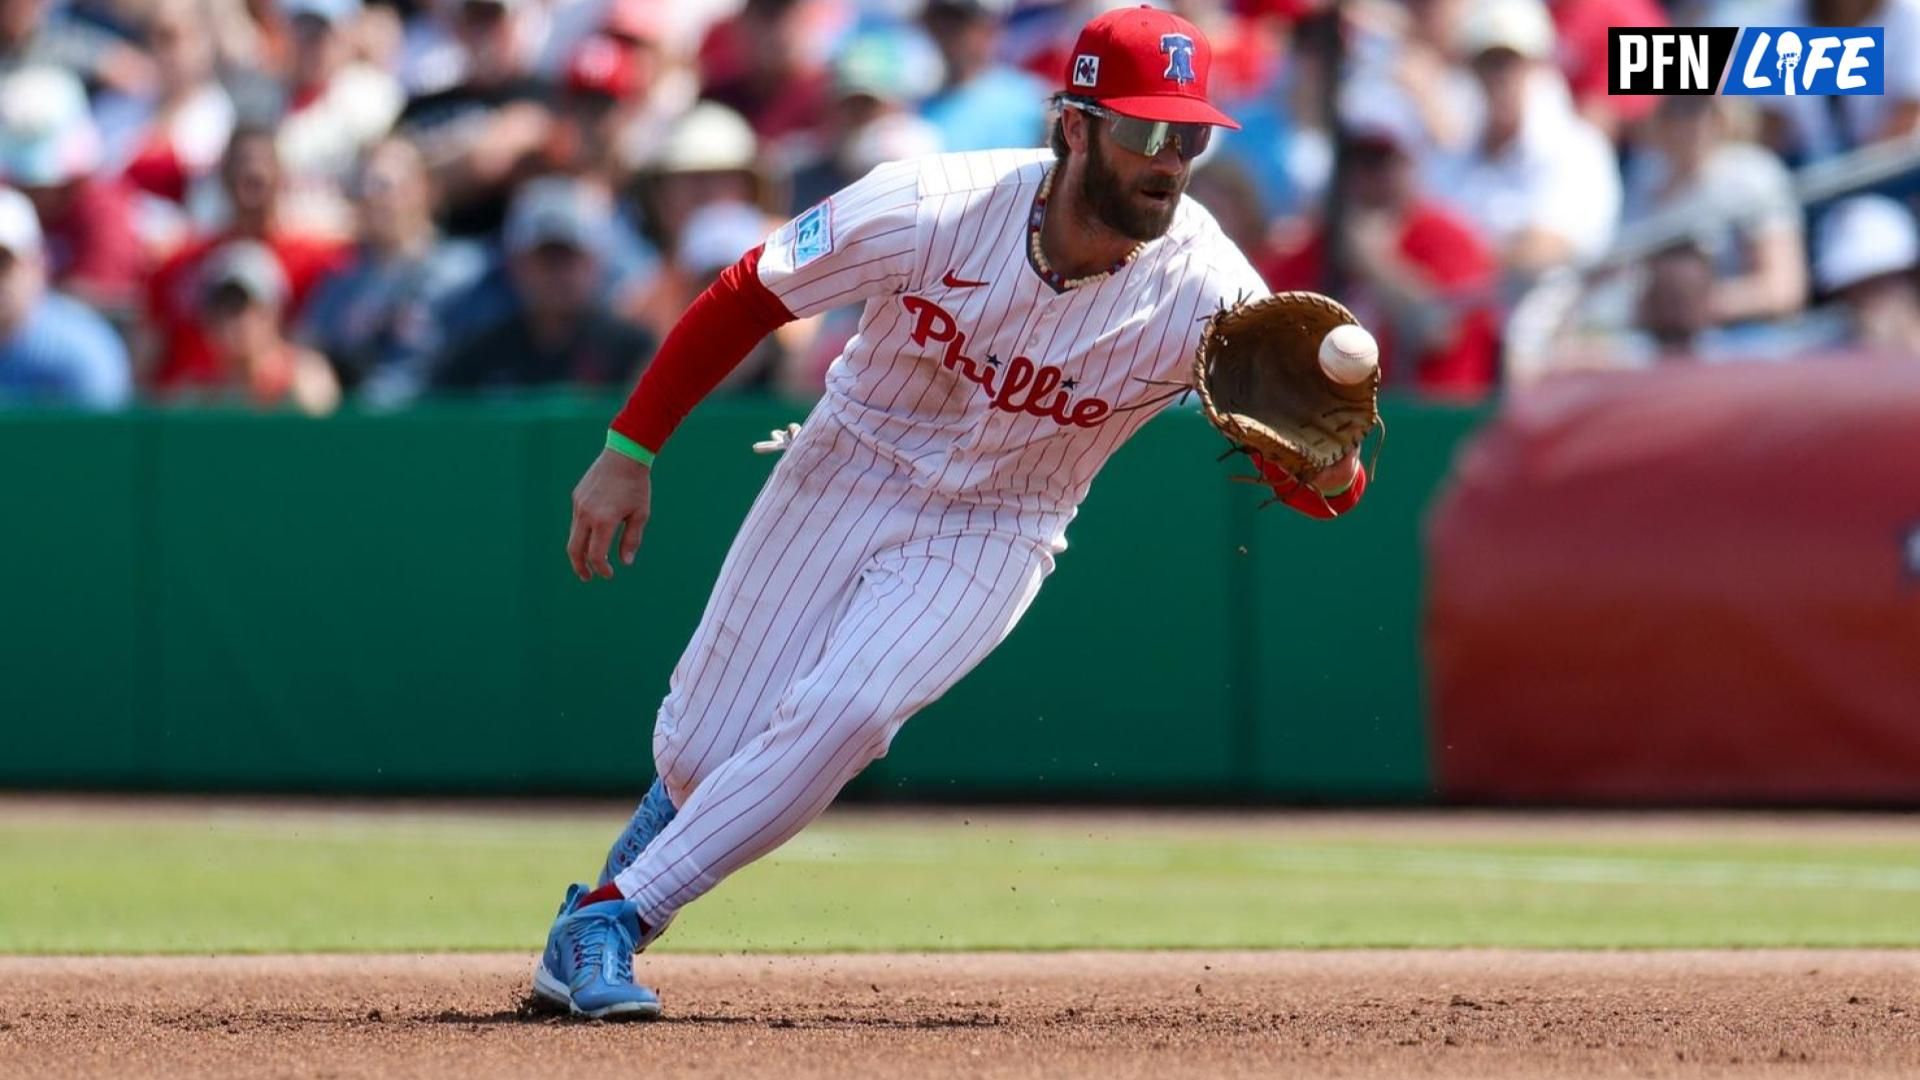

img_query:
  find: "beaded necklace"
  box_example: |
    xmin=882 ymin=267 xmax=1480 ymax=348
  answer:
xmin=1027 ymin=166 xmax=1146 ymax=292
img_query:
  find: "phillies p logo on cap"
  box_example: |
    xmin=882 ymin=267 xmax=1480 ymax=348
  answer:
xmin=1160 ymin=34 xmax=1195 ymax=84
xmin=1073 ymin=54 xmax=1100 ymax=88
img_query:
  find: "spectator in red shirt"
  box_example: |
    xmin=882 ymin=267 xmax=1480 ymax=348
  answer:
xmin=1547 ymin=0 xmax=1667 ymax=138
xmin=0 ymin=66 xmax=144 ymax=320
xmin=1263 ymin=106 xmax=1501 ymax=397
xmin=195 ymin=238 xmax=341 ymax=414
xmin=144 ymin=126 xmax=349 ymax=389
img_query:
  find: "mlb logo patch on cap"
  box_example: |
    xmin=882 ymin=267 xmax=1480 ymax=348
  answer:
xmin=1072 ymin=54 xmax=1099 ymax=88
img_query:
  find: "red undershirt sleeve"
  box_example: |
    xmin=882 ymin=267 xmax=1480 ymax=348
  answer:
xmin=608 ymin=244 xmax=795 ymax=461
xmin=1252 ymin=453 xmax=1369 ymax=519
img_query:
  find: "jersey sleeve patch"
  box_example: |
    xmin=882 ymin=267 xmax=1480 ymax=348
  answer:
xmin=791 ymin=201 xmax=834 ymax=269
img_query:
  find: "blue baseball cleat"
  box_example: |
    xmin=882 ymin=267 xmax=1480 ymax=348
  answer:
xmin=531 ymin=885 xmax=662 ymax=1020
xmin=598 ymin=777 xmax=679 ymax=887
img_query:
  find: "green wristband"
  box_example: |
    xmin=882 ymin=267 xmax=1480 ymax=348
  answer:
xmin=605 ymin=430 xmax=657 ymax=467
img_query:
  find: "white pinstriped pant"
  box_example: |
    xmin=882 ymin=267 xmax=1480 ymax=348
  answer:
xmin=610 ymin=410 xmax=1055 ymax=931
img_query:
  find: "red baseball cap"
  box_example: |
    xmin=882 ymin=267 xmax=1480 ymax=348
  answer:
xmin=566 ymin=35 xmax=638 ymax=99
xmin=1062 ymin=5 xmax=1239 ymax=129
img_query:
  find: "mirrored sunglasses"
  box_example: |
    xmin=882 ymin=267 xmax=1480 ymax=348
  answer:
xmin=1074 ymin=101 xmax=1212 ymax=161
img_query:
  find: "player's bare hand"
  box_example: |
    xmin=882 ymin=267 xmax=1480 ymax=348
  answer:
xmin=567 ymin=449 xmax=652 ymax=582
xmin=1307 ymin=451 xmax=1361 ymax=495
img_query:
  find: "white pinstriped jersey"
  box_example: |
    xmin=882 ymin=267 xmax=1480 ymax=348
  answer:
xmin=603 ymin=152 xmax=1273 ymax=928
xmin=756 ymin=148 xmax=1269 ymax=544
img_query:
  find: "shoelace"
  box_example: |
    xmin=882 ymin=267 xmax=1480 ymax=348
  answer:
xmin=566 ymin=912 xmax=633 ymax=983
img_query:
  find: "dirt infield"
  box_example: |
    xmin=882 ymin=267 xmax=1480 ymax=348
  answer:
xmin=3 ymin=952 xmax=1917 ymax=1079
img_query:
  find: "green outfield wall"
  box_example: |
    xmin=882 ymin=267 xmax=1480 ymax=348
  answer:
xmin=0 ymin=397 xmax=1486 ymax=800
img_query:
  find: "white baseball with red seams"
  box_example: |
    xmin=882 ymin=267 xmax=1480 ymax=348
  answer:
xmin=608 ymin=148 xmax=1272 ymax=928
xmin=1318 ymin=324 xmax=1380 ymax=385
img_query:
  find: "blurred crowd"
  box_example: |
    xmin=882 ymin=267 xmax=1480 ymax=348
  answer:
xmin=2 ymin=0 xmax=1918 ymax=413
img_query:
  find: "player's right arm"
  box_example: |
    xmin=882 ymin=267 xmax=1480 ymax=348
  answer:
xmin=1251 ymin=451 xmax=1368 ymax=518
xmin=566 ymin=160 xmax=923 ymax=582
xmin=1185 ymin=248 xmax=1372 ymax=520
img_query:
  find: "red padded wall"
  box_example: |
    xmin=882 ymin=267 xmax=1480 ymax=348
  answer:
xmin=1429 ymin=359 xmax=1920 ymax=804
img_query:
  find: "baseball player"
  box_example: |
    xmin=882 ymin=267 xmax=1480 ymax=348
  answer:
xmin=532 ymin=5 xmax=1368 ymax=1019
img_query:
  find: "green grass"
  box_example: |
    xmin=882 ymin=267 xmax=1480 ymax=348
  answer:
xmin=1 ymin=807 xmax=1917 ymax=954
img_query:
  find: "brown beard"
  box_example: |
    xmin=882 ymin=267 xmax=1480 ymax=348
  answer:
xmin=1078 ymin=122 xmax=1182 ymax=243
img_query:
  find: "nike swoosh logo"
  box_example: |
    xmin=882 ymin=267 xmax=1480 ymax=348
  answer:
xmin=942 ymin=271 xmax=990 ymax=289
